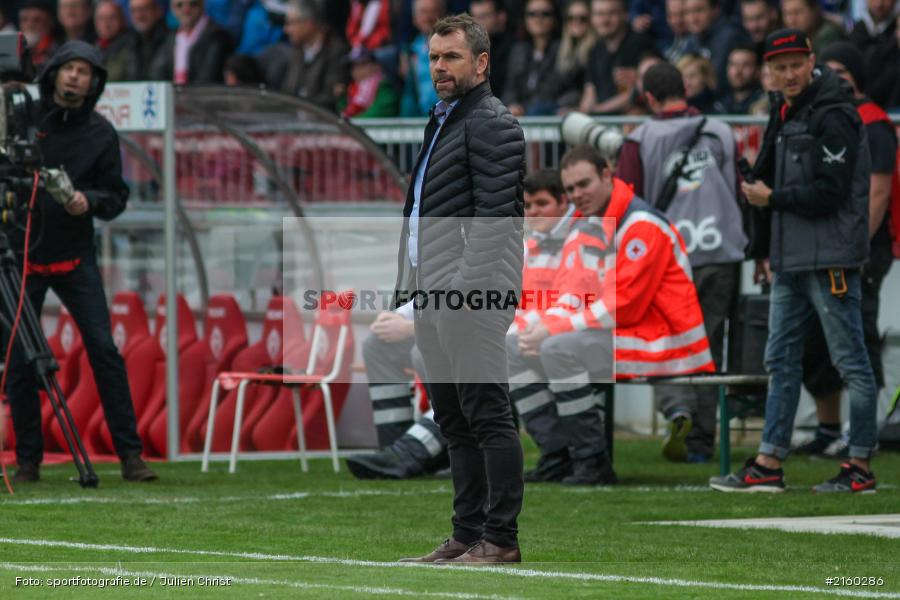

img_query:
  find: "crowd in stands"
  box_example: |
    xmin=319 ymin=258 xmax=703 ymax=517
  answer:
xmin=1 ymin=0 xmax=898 ymax=116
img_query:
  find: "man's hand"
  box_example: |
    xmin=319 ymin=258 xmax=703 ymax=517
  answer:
xmin=369 ymin=311 xmax=415 ymax=343
xmin=741 ymin=180 xmax=773 ymax=207
xmin=753 ymin=259 xmax=772 ymax=286
xmin=65 ymin=191 xmax=89 ymax=216
xmin=517 ymin=323 xmax=550 ymax=356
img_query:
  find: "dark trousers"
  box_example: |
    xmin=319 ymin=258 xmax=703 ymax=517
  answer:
xmin=656 ymin=262 xmax=739 ymax=456
xmin=6 ymin=256 xmax=142 ymax=465
xmin=415 ymin=308 xmax=523 ymax=549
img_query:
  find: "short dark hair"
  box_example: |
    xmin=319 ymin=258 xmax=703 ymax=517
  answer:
xmin=729 ymin=43 xmax=760 ymax=65
xmin=524 ymin=169 xmax=564 ymax=200
xmin=432 ymin=13 xmax=491 ymax=58
xmin=788 ymin=0 xmax=819 ymax=10
xmin=643 ymin=62 xmax=686 ymax=103
xmin=224 ymin=54 xmax=264 ymax=85
xmin=560 ymin=145 xmax=608 ymax=178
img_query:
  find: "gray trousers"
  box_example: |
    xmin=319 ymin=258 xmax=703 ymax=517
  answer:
xmin=363 ymin=333 xmax=448 ymax=456
xmin=656 ymin=262 xmax=739 ymax=456
xmin=362 ymin=333 xmax=416 ymax=448
xmin=507 ymin=329 xmax=613 ymax=460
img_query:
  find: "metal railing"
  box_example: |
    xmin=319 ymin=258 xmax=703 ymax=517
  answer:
xmin=357 ymin=114 xmax=900 ymax=176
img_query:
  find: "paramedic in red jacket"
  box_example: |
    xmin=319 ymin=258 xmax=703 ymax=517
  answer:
xmin=507 ymin=146 xmax=714 ymax=485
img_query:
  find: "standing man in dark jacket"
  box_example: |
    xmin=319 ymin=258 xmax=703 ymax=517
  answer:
xmin=711 ymin=29 xmax=878 ymax=494
xmin=395 ymin=14 xmax=526 ymax=564
xmin=795 ymin=42 xmax=897 ymax=457
xmin=7 ymin=41 xmax=156 ymax=483
xmin=260 ymin=0 xmax=349 ymax=112
xmin=119 ymin=0 xmax=170 ymax=82
xmin=156 ymin=0 xmax=233 ymax=83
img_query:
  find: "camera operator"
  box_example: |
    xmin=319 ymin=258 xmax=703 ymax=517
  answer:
xmin=6 ymin=41 xmax=156 ymax=483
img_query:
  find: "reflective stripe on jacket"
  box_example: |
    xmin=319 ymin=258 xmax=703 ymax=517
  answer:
xmin=538 ymin=179 xmax=714 ymax=378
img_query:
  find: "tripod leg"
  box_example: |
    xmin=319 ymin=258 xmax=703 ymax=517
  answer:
xmin=0 ymin=262 xmax=98 ymax=487
xmin=46 ymin=376 xmax=98 ymax=488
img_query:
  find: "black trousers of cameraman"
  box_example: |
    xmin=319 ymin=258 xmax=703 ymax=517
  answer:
xmin=6 ymin=254 xmax=143 ymax=465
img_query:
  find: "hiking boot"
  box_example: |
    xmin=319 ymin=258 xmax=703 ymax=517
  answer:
xmin=121 ymin=455 xmax=158 ymax=482
xmin=709 ymin=457 xmax=785 ymax=493
xmin=662 ymin=416 xmax=692 ymax=462
xmin=560 ymin=454 xmax=617 ymax=486
xmin=398 ymin=538 xmax=472 ymax=563
xmin=524 ymin=448 xmax=573 ymax=483
xmin=813 ymin=463 xmax=876 ymax=494
xmin=12 ymin=461 xmax=40 ymax=483
xmin=435 ymin=540 xmax=521 ymax=565
xmin=347 ymin=448 xmax=426 ymax=480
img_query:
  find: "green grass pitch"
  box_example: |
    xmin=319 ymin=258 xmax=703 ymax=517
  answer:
xmin=1 ymin=439 xmax=898 ymax=599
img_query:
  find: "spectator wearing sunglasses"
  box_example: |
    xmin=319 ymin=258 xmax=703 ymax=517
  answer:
xmin=156 ymin=0 xmax=234 ymax=83
xmin=555 ymin=0 xmax=597 ymax=113
xmin=503 ymin=0 xmax=562 ymax=116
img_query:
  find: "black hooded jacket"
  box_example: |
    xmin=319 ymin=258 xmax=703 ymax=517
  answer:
xmin=15 ymin=41 xmax=129 ymax=265
xmin=748 ymin=66 xmax=870 ymax=271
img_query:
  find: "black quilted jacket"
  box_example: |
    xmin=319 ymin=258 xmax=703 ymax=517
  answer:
xmin=393 ymin=81 xmax=526 ymax=314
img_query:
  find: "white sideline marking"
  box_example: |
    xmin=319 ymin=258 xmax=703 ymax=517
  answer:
xmin=1 ymin=537 xmax=898 ymax=599
xmin=647 ymin=513 xmax=900 ymax=539
xmin=1 ymin=487 xmax=452 ymax=506
xmin=2 ymin=485 xmax=718 ymax=507
xmin=0 ymin=563 xmax=514 ymax=600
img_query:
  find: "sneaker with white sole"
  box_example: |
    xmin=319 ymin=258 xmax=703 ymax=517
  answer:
xmin=813 ymin=463 xmax=876 ymax=494
xmin=709 ymin=457 xmax=785 ymax=493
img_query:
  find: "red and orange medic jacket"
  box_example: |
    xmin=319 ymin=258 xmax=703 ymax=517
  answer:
xmin=537 ymin=179 xmax=715 ymax=379
xmin=510 ymin=206 xmax=578 ymax=334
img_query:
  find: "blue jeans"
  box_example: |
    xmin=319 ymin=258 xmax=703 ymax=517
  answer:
xmin=760 ymin=269 xmax=877 ymax=460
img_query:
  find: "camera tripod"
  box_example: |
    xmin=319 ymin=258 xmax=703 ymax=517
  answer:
xmin=0 ymin=232 xmax=98 ymax=488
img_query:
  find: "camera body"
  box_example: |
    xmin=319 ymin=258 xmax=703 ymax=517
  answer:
xmin=0 ymin=32 xmax=41 ymax=172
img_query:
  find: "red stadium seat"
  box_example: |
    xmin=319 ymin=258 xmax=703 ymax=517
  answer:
xmin=200 ymin=295 xmax=310 ymax=456
xmin=40 ymin=307 xmax=84 ymax=452
xmin=52 ymin=292 xmax=152 ymax=456
xmin=154 ymin=294 xmax=250 ymax=454
xmin=133 ymin=294 xmax=202 ymax=457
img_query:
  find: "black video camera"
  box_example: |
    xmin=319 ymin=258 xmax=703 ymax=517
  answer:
xmin=0 ymin=32 xmax=41 ymax=172
xmin=0 ymin=33 xmax=77 ymax=228
xmin=0 ymin=32 xmax=43 ymax=226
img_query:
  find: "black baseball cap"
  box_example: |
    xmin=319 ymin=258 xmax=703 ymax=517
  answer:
xmin=763 ymin=28 xmax=813 ymax=61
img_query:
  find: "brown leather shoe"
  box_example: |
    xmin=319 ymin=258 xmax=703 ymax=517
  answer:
xmin=12 ymin=462 xmax=40 ymax=483
xmin=398 ymin=538 xmax=471 ymax=563
xmin=121 ymin=455 xmax=158 ymax=482
xmin=435 ymin=540 xmax=521 ymax=565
